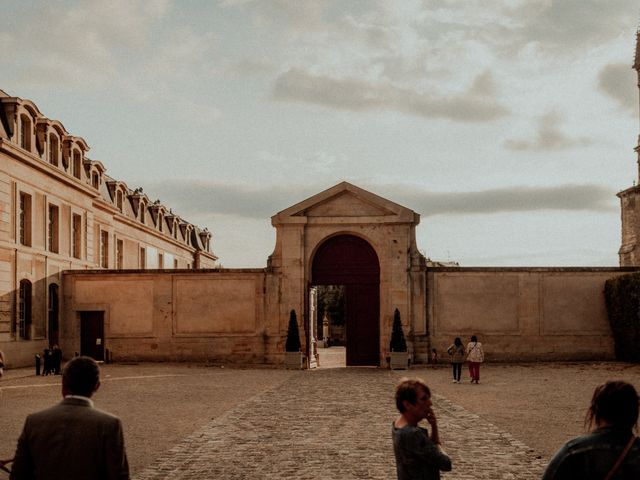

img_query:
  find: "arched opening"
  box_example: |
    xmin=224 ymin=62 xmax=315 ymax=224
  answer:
xmin=18 ymin=279 xmax=32 ymax=340
xmin=311 ymin=234 xmax=380 ymax=366
xmin=48 ymin=284 xmax=59 ymax=346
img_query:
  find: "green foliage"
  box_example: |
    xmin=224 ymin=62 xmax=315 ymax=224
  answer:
xmin=390 ymin=308 xmax=407 ymax=352
xmin=285 ymin=309 xmax=302 ymax=352
xmin=604 ymin=273 xmax=640 ymax=362
xmin=317 ymin=285 xmax=345 ymax=326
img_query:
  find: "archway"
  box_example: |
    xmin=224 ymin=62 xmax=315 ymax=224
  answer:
xmin=311 ymin=234 xmax=380 ymax=366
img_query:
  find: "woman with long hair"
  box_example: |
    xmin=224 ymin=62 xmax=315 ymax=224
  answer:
xmin=446 ymin=337 xmax=465 ymax=383
xmin=543 ymin=381 xmax=640 ymax=479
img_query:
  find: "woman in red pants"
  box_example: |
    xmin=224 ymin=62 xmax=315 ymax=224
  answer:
xmin=466 ymin=335 xmax=484 ymax=384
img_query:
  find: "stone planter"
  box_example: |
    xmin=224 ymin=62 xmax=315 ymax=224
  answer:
xmin=284 ymin=351 xmax=303 ymax=369
xmin=390 ymin=351 xmax=409 ymax=370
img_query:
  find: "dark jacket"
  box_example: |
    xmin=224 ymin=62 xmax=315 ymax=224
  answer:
xmin=542 ymin=426 xmax=640 ymax=480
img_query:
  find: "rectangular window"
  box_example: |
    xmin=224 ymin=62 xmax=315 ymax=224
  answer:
xmin=116 ymin=191 xmax=123 ymax=212
xmin=100 ymin=230 xmax=109 ymax=268
xmin=72 ymin=214 xmax=82 ymax=259
xmin=49 ymin=135 xmax=59 ymax=166
xmin=139 ymin=247 xmax=146 ymax=269
xmin=91 ymin=172 xmax=99 ymax=189
xmin=20 ymin=116 xmax=31 ymax=151
xmin=48 ymin=204 xmax=59 ymax=253
xmin=72 ymin=151 xmax=82 ymax=179
xmin=19 ymin=192 xmax=32 ymax=246
xmin=174 ymin=259 xmax=178 ymax=269
xmin=140 ymin=207 xmax=146 ymax=224
xmin=158 ymin=253 xmax=163 ymax=269
xmin=116 ymin=239 xmax=124 ymax=269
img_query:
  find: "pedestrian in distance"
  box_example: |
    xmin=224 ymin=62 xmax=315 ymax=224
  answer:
xmin=446 ymin=337 xmax=465 ymax=383
xmin=9 ymin=356 xmax=130 ymax=480
xmin=466 ymin=335 xmax=484 ymax=384
xmin=42 ymin=348 xmax=52 ymax=376
xmin=52 ymin=344 xmax=62 ymax=375
xmin=392 ymin=377 xmax=452 ymax=480
xmin=542 ymin=380 xmax=640 ymax=479
xmin=430 ymin=348 xmax=438 ymax=364
xmin=0 ymin=349 xmax=5 ymax=378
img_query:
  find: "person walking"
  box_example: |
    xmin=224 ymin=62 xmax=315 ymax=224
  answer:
xmin=392 ymin=378 xmax=452 ymax=479
xmin=446 ymin=338 xmax=465 ymax=383
xmin=9 ymin=356 xmax=130 ymax=480
xmin=466 ymin=335 xmax=484 ymax=384
xmin=542 ymin=381 xmax=640 ymax=479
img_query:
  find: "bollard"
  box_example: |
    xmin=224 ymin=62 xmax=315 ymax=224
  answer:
xmin=35 ymin=353 xmax=41 ymax=376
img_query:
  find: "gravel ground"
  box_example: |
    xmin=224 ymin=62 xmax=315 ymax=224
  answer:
xmin=1 ymin=360 xmax=640 ymax=476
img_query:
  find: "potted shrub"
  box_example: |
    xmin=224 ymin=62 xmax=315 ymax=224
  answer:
xmin=284 ymin=309 xmax=303 ymax=369
xmin=389 ymin=308 xmax=409 ymax=369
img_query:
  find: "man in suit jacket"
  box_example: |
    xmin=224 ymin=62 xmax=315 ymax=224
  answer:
xmin=9 ymin=356 xmax=129 ymax=480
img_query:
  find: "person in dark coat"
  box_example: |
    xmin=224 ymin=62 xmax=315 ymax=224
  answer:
xmin=52 ymin=345 xmax=62 ymax=375
xmin=42 ymin=349 xmax=52 ymax=376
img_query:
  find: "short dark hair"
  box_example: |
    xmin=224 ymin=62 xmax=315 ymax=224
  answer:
xmin=471 ymin=335 xmax=478 ymax=342
xmin=62 ymin=356 xmax=100 ymax=397
xmin=395 ymin=378 xmax=430 ymax=413
xmin=586 ymin=381 xmax=639 ymax=431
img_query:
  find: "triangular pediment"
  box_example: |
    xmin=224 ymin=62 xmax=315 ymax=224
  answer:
xmin=272 ymin=182 xmax=419 ymax=225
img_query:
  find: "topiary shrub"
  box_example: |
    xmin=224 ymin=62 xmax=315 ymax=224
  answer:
xmin=604 ymin=273 xmax=640 ymax=362
xmin=389 ymin=308 xmax=407 ymax=352
xmin=285 ymin=309 xmax=302 ymax=352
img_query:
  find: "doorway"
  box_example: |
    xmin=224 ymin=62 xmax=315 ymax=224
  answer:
xmin=80 ymin=311 xmax=105 ymax=361
xmin=311 ymin=234 xmax=380 ymax=366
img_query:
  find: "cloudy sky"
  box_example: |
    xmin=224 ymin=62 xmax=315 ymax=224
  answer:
xmin=2 ymin=0 xmax=639 ymax=267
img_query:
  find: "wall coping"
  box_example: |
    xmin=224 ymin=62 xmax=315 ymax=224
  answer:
xmin=429 ymin=266 xmax=640 ymax=273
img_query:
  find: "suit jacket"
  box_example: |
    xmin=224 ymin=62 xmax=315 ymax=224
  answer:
xmin=10 ymin=397 xmax=129 ymax=480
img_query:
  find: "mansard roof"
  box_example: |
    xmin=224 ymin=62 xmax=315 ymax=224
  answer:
xmin=272 ymin=181 xmax=420 ymax=226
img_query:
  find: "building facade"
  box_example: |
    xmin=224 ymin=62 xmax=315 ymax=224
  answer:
xmin=0 ymin=89 xmax=217 ymax=366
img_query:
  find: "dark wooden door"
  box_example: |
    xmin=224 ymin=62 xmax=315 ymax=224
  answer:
xmin=80 ymin=312 xmax=104 ymax=361
xmin=312 ymin=235 xmax=380 ymax=366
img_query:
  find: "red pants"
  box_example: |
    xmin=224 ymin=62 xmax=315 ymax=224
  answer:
xmin=468 ymin=362 xmax=481 ymax=382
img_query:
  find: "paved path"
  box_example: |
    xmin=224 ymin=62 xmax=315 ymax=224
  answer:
xmin=136 ymin=368 xmax=547 ymax=479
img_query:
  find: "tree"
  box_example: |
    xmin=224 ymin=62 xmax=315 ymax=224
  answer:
xmin=285 ymin=309 xmax=302 ymax=352
xmin=390 ymin=308 xmax=407 ymax=352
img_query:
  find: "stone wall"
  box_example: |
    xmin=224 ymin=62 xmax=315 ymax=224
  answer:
xmin=421 ymin=267 xmax=639 ymax=362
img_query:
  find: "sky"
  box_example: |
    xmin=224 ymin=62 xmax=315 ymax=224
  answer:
xmin=2 ymin=0 xmax=639 ymax=267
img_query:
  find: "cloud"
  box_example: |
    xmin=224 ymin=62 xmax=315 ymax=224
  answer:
xmin=142 ymin=180 xmax=616 ymax=221
xmin=272 ymin=69 xmax=508 ymax=122
xmin=504 ymin=112 xmax=590 ymax=151
xmin=598 ymin=63 xmax=637 ymax=113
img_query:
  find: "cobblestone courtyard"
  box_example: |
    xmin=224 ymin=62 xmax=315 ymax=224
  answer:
xmin=2 ymin=358 xmax=640 ymax=479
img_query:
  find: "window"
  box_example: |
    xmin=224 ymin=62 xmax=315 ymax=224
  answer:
xmin=19 ymin=192 xmax=32 ymax=246
xmin=49 ymin=134 xmax=59 ymax=166
xmin=158 ymin=213 xmax=163 ymax=232
xmin=116 ymin=190 xmax=123 ymax=212
xmin=139 ymin=247 xmax=146 ymax=268
xmin=116 ymin=239 xmax=124 ymax=269
xmin=140 ymin=207 xmax=146 ymax=224
xmin=173 ymin=224 xmax=178 ymax=239
xmin=48 ymin=204 xmax=59 ymax=253
xmin=72 ymin=214 xmax=82 ymax=259
xmin=158 ymin=253 xmax=163 ymax=269
xmin=20 ymin=115 xmax=31 ymax=151
xmin=100 ymin=230 xmax=109 ymax=268
xmin=174 ymin=258 xmax=178 ymax=269
xmin=18 ymin=279 xmax=32 ymax=339
xmin=91 ymin=172 xmax=99 ymax=189
xmin=72 ymin=151 xmax=81 ymax=179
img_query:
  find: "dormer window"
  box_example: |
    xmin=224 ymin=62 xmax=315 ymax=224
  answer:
xmin=140 ymin=207 xmax=146 ymax=224
xmin=158 ymin=213 xmax=163 ymax=232
xmin=20 ymin=115 xmax=31 ymax=151
xmin=91 ymin=172 xmax=99 ymax=189
xmin=116 ymin=190 xmax=123 ymax=212
xmin=49 ymin=134 xmax=59 ymax=166
xmin=72 ymin=150 xmax=81 ymax=179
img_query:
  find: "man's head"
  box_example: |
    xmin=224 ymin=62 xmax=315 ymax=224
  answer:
xmin=62 ymin=356 xmax=100 ymax=398
xmin=587 ymin=381 xmax=639 ymax=431
xmin=395 ymin=377 xmax=431 ymax=413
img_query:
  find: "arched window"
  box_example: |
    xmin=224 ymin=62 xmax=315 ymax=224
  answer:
xmin=20 ymin=115 xmax=31 ymax=151
xmin=18 ymin=279 xmax=32 ymax=340
xmin=49 ymin=134 xmax=59 ymax=166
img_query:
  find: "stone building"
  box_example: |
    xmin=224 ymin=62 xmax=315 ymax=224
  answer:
xmin=0 ymin=89 xmax=217 ymax=366
xmin=618 ymin=30 xmax=640 ymax=266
